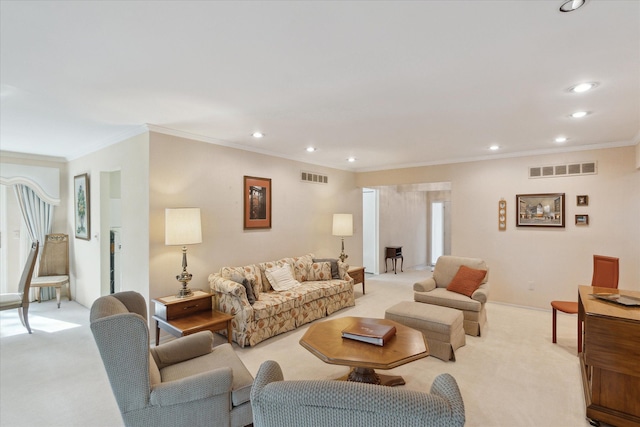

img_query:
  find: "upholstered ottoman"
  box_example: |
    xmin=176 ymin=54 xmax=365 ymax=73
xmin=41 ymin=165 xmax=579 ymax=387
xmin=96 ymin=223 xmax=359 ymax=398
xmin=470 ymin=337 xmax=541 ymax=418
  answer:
xmin=385 ymin=301 xmax=465 ymax=362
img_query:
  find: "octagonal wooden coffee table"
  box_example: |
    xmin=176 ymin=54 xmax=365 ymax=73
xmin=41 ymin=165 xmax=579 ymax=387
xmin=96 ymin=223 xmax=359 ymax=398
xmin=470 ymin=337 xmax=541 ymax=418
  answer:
xmin=299 ymin=316 xmax=429 ymax=386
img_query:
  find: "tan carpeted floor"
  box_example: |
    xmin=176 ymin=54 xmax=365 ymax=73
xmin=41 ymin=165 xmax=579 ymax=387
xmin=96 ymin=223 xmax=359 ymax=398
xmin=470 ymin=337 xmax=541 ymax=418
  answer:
xmin=1 ymin=269 xmax=594 ymax=426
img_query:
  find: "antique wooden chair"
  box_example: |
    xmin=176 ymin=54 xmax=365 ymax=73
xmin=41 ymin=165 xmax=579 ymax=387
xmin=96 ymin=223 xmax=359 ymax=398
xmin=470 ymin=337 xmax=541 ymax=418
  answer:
xmin=0 ymin=241 xmax=39 ymax=333
xmin=31 ymin=234 xmax=70 ymax=308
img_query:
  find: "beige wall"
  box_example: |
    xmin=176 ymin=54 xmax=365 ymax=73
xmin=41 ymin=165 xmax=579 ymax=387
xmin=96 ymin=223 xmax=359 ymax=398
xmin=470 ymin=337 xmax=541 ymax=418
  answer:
xmin=376 ymin=186 xmax=428 ymax=270
xmin=357 ymin=145 xmax=640 ymax=309
xmin=148 ymin=132 xmax=362 ymax=305
xmin=67 ymin=133 xmax=150 ymax=308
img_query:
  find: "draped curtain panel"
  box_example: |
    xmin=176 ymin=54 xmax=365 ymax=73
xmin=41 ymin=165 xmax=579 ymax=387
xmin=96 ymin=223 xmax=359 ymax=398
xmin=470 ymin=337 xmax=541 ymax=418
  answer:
xmin=13 ymin=184 xmax=54 ymax=301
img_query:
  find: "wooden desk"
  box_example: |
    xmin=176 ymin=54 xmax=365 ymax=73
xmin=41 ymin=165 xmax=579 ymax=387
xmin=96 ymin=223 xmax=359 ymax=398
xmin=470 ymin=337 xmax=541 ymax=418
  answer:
xmin=299 ymin=316 xmax=428 ymax=386
xmin=385 ymin=246 xmax=403 ymax=274
xmin=578 ymin=286 xmax=640 ymax=427
xmin=152 ymin=290 xmax=233 ymax=346
xmin=348 ymin=266 xmax=365 ymax=294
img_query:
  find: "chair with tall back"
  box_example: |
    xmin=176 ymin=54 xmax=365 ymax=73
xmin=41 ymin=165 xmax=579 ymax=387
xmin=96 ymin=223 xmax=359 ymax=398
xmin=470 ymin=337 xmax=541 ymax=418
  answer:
xmin=551 ymin=255 xmax=619 ymax=349
xmin=31 ymin=234 xmax=70 ymax=308
xmin=0 ymin=241 xmax=39 ymax=333
xmin=90 ymin=291 xmax=254 ymax=427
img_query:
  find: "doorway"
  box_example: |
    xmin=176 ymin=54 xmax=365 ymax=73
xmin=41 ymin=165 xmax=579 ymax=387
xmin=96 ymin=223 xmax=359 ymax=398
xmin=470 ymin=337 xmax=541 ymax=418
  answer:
xmin=100 ymin=170 xmax=122 ymax=296
xmin=430 ymin=199 xmax=451 ymax=266
xmin=362 ymin=188 xmax=378 ymax=274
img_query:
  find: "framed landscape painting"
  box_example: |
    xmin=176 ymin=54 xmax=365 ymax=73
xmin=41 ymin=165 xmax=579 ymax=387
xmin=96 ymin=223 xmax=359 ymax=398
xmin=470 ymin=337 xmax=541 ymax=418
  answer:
xmin=516 ymin=193 xmax=565 ymax=228
xmin=244 ymin=176 xmax=271 ymax=229
xmin=74 ymin=173 xmax=91 ymax=240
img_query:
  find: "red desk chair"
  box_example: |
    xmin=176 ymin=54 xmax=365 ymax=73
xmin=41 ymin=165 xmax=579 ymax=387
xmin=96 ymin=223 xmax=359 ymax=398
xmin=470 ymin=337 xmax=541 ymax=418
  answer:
xmin=551 ymin=255 xmax=619 ymax=350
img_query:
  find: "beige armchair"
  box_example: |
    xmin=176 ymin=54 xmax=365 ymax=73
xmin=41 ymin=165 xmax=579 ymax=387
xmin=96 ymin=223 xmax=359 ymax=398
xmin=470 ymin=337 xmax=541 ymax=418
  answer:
xmin=414 ymin=256 xmax=489 ymax=336
xmin=90 ymin=291 xmax=253 ymax=427
xmin=250 ymin=360 xmax=465 ymax=427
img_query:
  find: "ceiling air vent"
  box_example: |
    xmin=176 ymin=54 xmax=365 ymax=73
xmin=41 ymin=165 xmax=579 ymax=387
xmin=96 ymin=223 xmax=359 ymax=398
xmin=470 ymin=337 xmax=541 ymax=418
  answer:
xmin=301 ymin=171 xmax=328 ymax=184
xmin=529 ymin=161 xmax=597 ymax=179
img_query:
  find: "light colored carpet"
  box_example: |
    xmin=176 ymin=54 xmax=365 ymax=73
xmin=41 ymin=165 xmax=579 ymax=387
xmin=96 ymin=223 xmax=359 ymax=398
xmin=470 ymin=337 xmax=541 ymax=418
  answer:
xmin=1 ymin=270 xmax=592 ymax=427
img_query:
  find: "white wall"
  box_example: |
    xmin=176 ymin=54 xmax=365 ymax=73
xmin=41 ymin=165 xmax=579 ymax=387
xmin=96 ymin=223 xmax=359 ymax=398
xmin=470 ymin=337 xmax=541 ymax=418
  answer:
xmin=148 ymin=132 xmax=362 ymax=306
xmin=67 ymin=133 xmax=150 ymax=308
xmin=357 ymin=145 xmax=640 ymax=309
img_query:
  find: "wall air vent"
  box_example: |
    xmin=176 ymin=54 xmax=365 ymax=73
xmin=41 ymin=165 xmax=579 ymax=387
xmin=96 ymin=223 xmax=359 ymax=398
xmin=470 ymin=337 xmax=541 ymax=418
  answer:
xmin=301 ymin=171 xmax=328 ymax=184
xmin=529 ymin=161 xmax=597 ymax=179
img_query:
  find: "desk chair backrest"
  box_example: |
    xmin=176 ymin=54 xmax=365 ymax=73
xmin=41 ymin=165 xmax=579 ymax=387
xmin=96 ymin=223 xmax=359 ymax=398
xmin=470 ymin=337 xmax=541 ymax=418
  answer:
xmin=591 ymin=255 xmax=619 ymax=289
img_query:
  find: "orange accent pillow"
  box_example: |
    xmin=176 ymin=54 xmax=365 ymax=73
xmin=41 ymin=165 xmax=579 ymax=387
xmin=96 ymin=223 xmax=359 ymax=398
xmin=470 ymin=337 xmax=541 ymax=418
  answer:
xmin=446 ymin=265 xmax=487 ymax=297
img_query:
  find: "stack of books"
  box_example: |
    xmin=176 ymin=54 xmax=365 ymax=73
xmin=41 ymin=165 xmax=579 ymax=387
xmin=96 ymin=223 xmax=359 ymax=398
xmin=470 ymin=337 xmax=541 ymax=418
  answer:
xmin=341 ymin=320 xmax=397 ymax=346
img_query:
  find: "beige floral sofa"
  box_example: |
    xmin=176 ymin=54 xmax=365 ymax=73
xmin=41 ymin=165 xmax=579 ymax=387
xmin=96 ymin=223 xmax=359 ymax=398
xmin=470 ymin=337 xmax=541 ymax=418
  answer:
xmin=209 ymin=254 xmax=355 ymax=347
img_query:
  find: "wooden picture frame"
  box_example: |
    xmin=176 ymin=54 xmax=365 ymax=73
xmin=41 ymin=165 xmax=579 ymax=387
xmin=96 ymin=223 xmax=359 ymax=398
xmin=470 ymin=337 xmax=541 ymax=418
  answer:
xmin=577 ymin=195 xmax=589 ymax=206
xmin=244 ymin=176 xmax=272 ymax=229
xmin=74 ymin=173 xmax=91 ymax=240
xmin=575 ymin=214 xmax=589 ymax=226
xmin=516 ymin=193 xmax=565 ymax=228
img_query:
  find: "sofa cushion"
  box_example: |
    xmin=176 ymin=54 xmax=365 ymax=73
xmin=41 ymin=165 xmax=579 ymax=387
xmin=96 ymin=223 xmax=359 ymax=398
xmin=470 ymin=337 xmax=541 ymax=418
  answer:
xmin=307 ymin=262 xmax=332 ymax=281
xmin=251 ymin=292 xmax=298 ymax=321
xmin=291 ymin=254 xmax=314 ymax=281
xmin=446 ymin=265 xmax=487 ymax=297
xmin=266 ymin=265 xmax=300 ymax=291
xmin=312 ymin=258 xmax=340 ymax=279
xmin=414 ymin=288 xmax=482 ymax=312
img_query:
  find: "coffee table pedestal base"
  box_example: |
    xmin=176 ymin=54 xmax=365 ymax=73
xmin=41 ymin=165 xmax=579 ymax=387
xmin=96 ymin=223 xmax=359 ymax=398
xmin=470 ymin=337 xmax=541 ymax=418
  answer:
xmin=338 ymin=367 xmax=406 ymax=387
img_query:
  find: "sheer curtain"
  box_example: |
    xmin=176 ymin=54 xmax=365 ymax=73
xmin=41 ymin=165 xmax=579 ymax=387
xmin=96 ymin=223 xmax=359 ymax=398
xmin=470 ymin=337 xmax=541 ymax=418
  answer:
xmin=13 ymin=184 xmax=54 ymax=300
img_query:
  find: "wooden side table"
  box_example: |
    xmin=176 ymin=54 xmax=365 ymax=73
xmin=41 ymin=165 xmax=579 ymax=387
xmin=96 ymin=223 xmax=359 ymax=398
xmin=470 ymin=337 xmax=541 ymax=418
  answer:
xmin=152 ymin=290 xmax=234 ymax=346
xmin=385 ymin=246 xmax=403 ymax=274
xmin=348 ymin=266 xmax=365 ymax=294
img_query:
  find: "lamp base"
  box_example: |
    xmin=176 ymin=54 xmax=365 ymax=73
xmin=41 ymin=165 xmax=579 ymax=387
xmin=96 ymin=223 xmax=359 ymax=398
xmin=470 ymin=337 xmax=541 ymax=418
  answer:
xmin=176 ymin=285 xmax=193 ymax=298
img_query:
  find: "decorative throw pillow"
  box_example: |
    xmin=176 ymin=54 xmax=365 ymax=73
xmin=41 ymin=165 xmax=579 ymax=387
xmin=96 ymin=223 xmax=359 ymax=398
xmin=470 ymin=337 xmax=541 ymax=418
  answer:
xmin=265 ymin=265 xmax=300 ymax=291
xmin=228 ymin=273 xmax=256 ymax=304
xmin=313 ymin=258 xmax=340 ymax=279
xmin=241 ymin=278 xmax=256 ymax=305
xmin=446 ymin=265 xmax=487 ymax=297
xmin=307 ymin=262 xmax=332 ymax=281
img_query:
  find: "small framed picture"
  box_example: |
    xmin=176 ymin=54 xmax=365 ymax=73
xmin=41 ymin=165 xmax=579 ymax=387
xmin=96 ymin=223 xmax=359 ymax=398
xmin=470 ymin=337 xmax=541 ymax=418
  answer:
xmin=575 ymin=214 xmax=589 ymax=226
xmin=577 ymin=195 xmax=589 ymax=206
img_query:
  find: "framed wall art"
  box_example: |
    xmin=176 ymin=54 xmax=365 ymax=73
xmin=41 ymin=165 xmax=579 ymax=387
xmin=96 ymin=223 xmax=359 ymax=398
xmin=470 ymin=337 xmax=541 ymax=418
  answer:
xmin=577 ymin=195 xmax=589 ymax=206
xmin=244 ymin=176 xmax=272 ymax=229
xmin=575 ymin=214 xmax=589 ymax=226
xmin=516 ymin=193 xmax=565 ymax=228
xmin=74 ymin=173 xmax=91 ymax=240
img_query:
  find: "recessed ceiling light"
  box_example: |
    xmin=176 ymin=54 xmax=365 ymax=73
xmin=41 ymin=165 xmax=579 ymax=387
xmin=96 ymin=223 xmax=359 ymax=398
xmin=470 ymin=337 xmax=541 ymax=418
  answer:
xmin=571 ymin=111 xmax=589 ymax=118
xmin=347 ymin=157 xmax=356 ymax=162
xmin=569 ymin=82 xmax=598 ymax=93
xmin=489 ymin=145 xmax=500 ymax=151
xmin=252 ymin=132 xmax=264 ymax=138
xmin=555 ymin=136 xmax=568 ymax=143
xmin=559 ymin=0 xmax=586 ymax=13
xmin=306 ymin=147 xmax=316 ymax=152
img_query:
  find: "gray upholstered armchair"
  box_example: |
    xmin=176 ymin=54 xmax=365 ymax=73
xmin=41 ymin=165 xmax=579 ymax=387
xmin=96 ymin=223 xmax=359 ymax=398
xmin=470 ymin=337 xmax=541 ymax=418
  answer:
xmin=250 ymin=360 xmax=465 ymax=427
xmin=90 ymin=291 xmax=253 ymax=427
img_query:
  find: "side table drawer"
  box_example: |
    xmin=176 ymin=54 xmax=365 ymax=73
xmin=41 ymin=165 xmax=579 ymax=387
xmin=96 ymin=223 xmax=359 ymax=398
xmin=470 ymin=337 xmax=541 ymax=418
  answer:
xmin=167 ymin=296 xmax=212 ymax=319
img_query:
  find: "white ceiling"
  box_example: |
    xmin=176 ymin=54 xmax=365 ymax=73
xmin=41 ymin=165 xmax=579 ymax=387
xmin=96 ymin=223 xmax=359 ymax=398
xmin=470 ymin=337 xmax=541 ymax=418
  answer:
xmin=1 ymin=1 xmax=639 ymax=172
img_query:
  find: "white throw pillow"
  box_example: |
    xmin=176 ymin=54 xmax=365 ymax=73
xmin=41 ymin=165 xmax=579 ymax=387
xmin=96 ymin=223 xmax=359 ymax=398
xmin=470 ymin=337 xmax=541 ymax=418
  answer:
xmin=265 ymin=265 xmax=300 ymax=291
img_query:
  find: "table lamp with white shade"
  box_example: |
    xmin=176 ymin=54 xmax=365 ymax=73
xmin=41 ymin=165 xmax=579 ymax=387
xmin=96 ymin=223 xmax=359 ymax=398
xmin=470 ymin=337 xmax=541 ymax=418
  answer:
xmin=165 ymin=208 xmax=202 ymax=298
xmin=332 ymin=213 xmax=353 ymax=263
